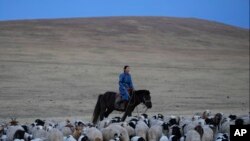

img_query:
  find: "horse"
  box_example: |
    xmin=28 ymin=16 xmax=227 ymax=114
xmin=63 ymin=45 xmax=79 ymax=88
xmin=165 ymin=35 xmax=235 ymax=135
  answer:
xmin=92 ymin=89 xmax=152 ymax=124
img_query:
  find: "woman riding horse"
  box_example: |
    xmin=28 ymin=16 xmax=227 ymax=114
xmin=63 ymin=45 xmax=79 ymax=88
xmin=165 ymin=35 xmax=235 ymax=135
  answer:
xmin=91 ymin=66 xmax=152 ymax=124
xmin=92 ymin=89 xmax=152 ymax=124
xmin=117 ymin=65 xmax=134 ymax=109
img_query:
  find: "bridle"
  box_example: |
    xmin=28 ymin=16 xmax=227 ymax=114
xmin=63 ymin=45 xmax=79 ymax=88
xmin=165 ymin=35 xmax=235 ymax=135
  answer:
xmin=143 ymin=96 xmax=151 ymax=105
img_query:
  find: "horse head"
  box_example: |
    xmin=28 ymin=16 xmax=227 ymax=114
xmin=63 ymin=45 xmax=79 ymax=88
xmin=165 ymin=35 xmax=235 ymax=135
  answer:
xmin=136 ymin=90 xmax=152 ymax=109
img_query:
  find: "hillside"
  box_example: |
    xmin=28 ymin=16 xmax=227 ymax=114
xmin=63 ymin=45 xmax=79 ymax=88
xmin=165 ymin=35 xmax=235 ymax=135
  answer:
xmin=0 ymin=17 xmax=249 ymax=120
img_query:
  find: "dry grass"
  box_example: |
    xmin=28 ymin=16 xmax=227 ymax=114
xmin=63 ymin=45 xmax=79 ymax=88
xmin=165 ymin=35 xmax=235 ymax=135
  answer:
xmin=0 ymin=17 xmax=249 ymax=122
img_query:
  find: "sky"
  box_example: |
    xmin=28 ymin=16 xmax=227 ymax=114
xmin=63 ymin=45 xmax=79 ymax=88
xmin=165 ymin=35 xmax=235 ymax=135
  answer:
xmin=0 ymin=0 xmax=249 ymax=29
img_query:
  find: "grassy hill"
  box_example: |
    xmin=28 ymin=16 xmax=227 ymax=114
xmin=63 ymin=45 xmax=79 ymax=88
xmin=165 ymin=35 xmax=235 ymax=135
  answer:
xmin=0 ymin=17 xmax=249 ymax=119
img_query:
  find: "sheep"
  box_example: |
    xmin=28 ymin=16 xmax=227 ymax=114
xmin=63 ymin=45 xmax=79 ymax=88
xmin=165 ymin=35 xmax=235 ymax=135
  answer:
xmin=108 ymin=133 xmax=121 ymax=141
xmin=62 ymin=126 xmax=74 ymax=137
xmin=147 ymin=122 xmax=169 ymax=141
xmin=201 ymin=125 xmax=214 ymax=141
xmin=34 ymin=119 xmax=45 ymax=126
xmin=185 ymin=130 xmax=201 ymax=141
xmin=57 ymin=119 xmax=74 ymax=131
xmin=235 ymin=118 xmax=244 ymax=125
xmin=32 ymin=126 xmax=48 ymax=140
xmin=159 ymin=135 xmax=169 ymax=141
xmin=181 ymin=119 xmax=213 ymax=141
xmin=43 ymin=120 xmax=57 ymax=132
xmin=239 ymin=115 xmax=250 ymax=125
xmin=1 ymin=134 xmax=7 ymax=141
xmin=182 ymin=119 xmax=203 ymax=135
xmin=64 ymin=135 xmax=77 ymax=141
xmin=101 ymin=126 xmax=119 ymax=141
xmin=228 ymin=114 xmax=237 ymax=120
xmin=47 ymin=128 xmax=64 ymax=141
xmin=184 ymin=124 xmax=208 ymax=141
xmin=202 ymin=110 xmax=211 ymax=120
xmin=12 ymin=129 xmax=33 ymax=141
xmin=168 ymin=125 xmax=182 ymax=141
xmin=128 ymin=120 xmax=138 ymax=129
xmin=13 ymin=139 xmax=25 ymax=141
xmin=167 ymin=116 xmax=180 ymax=127
xmin=73 ymin=126 xmax=83 ymax=140
xmin=78 ymin=134 xmax=90 ymax=141
xmin=215 ymin=133 xmax=229 ymax=141
xmin=111 ymin=124 xmax=129 ymax=141
xmin=168 ymin=135 xmax=180 ymax=141
xmin=102 ymin=124 xmax=129 ymax=141
xmin=74 ymin=120 xmax=85 ymax=127
xmin=6 ymin=125 xmax=24 ymax=141
xmin=98 ymin=118 xmax=112 ymax=130
xmin=213 ymin=113 xmax=223 ymax=132
xmin=147 ymin=125 xmax=162 ymax=141
xmin=149 ymin=118 xmax=164 ymax=127
xmin=135 ymin=120 xmax=149 ymax=141
xmin=130 ymin=136 xmax=145 ymax=141
xmin=84 ymin=127 xmax=103 ymax=141
xmin=194 ymin=125 xmax=203 ymax=141
xmin=120 ymin=122 xmax=135 ymax=137
xmin=31 ymin=138 xmax=44 ymax=141
xmin=219 ymin=120 xmax=231 ymax=135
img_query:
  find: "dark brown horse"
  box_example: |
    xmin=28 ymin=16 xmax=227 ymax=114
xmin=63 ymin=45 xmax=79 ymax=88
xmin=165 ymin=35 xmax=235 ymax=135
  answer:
xmin=92 ymin=90 xmax=152 ymax=124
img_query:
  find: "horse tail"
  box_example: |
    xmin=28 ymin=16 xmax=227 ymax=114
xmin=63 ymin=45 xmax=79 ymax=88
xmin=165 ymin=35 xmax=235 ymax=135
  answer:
xmin=92 ymin=94 xmax=103 ymax=124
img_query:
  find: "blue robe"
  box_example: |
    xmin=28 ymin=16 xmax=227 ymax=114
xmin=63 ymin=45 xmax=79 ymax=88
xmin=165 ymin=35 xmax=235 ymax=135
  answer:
xmin=119 ymin=72 xmax=134 ymax=101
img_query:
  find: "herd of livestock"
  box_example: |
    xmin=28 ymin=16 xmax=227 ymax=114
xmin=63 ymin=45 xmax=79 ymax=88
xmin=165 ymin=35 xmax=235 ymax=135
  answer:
xmin=0 ymin=110 xmax=249 ymax=141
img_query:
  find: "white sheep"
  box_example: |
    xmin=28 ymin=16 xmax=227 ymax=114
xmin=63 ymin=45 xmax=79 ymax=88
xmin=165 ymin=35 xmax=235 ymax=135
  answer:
xmin=13 ymin=139 xmax=25 ymax=141
xmin=31 ymin=138 xmax=44 ymax=141
xmin=149 ymin=118 xmax=164 ymax=127
xmin=135 ymin=120 xmax=148 ymax=141
xmin=120 ymin=122 xmax=135 ymax=137
xmin=85 ymin=127 xmax=103 ymax=141
xmin=147 ymin=125 xmax=162 ymax=141
xmin=130 ymin=136 xmax=145 ymax=141
xmin=201 ymin=125 xmax=213 ymax=141
xmin=219 ymin=120 xmax=231 ymax=135
xmin=6 ymin=125 xmax=24 ymax=141
xmin=202 ymin=110 xmax=211 ymax=119
xmin=47 ymin=128 xmax=64 ymax=141
xmin=62 ymin=126 xmax=74 ymax=137
xmin=102 ymin=124 xmax=129 ymax=141
xmin=78 ymin=134 xmax=89 ymax=141
xmin=185 ymin=130 xmax=201 ymax=141
xmin=64 ymin=135 xmax=77 ymax=141
xmin=1 ymin=134 xmax=7 ymax=141
xmin=101 ymin=126 xmax=118 ymax=141
xmin=32 ymin=126 xmax=48 ymax=140
xmin=98 ymin=118 xmax=112 ymax=130
xmin=159 ymin=135 xmax=169 ymax=141
xmin=108 ymin=133 xmax=121 ymax=141
xmin=215 ymin=133 xmax=229 ymax=141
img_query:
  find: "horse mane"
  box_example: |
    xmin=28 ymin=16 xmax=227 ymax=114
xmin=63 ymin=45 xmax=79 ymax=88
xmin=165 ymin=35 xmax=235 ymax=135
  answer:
xmin=134 ymin=89 xmax=150 ymax=95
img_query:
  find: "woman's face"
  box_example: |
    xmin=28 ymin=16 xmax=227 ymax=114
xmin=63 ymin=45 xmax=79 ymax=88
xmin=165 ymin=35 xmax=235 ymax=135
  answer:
xmin=125 ymin=67 xmax=130 ymax=73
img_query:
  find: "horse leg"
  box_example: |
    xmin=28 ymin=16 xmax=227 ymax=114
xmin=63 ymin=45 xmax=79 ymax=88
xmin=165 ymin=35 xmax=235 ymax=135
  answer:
xmin=99 ymin=106 xmax=106 ymax=121
xmin=104 ymin=108 xmax=113 ymax=118
xmin=127 ymin=106 xmax=135 ymax=117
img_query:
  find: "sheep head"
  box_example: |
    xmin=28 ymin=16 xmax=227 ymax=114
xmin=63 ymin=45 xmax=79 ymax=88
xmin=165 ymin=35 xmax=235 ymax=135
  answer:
xmin=10 ymin=117 xmax=19 ymax=126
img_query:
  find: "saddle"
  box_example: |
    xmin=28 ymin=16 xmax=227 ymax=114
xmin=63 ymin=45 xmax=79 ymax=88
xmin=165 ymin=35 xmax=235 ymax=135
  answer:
xmin=114 ymin=89 xmax=133 ymax=111
xmin=114 ymin=93 xmax=125 ymax=111
xmin=114 ymin=93 xmax=127 ymax=111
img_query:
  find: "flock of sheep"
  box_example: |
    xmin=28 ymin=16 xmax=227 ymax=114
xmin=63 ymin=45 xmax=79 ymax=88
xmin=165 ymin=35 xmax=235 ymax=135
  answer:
xmin=0 ymin=110 xmax=249 ymax=141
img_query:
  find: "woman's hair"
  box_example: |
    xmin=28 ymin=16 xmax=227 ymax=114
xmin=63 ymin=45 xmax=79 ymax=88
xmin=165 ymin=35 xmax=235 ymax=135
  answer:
xmin=124 ymin=65 xmax=129 ymax=71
